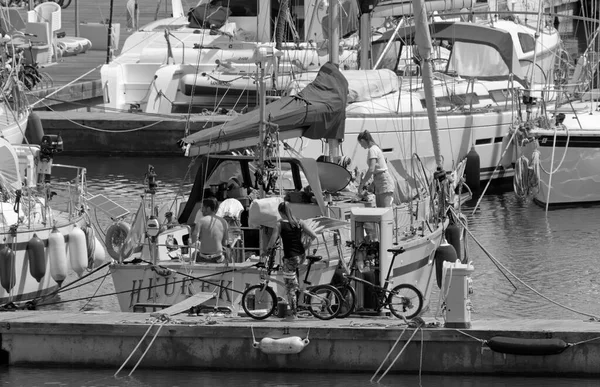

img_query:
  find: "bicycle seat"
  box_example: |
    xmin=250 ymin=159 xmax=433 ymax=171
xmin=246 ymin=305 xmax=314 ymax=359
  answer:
xmin=305 ymin=255 xmax=322 ymax=263
xmin=387 ymin=246 xmax=405 ymax=254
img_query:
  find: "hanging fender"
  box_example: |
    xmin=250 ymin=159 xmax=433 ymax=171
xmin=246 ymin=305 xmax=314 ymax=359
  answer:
xmin=253 ymin=336 xmax=310 ymax=355
xmin=486 ymin=336 xmax=570 ymax=356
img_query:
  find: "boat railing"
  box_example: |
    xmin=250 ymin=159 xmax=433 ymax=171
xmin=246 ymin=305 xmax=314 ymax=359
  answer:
xmin=39 ymin=163 xmax=87 ymax=220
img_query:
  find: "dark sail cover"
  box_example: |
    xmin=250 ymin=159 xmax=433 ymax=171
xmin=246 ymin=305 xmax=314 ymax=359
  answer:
xmin=182 ymin=62 xmax=348 ymax=154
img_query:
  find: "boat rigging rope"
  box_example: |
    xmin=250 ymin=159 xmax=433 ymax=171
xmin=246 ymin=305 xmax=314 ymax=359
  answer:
xmin=79 ymin=273 xmax=108 ymax=312
xmin=513 ymin=151 xmax=540 ymax=200
xmin=450 ymin=207 xmax=600 ymax=321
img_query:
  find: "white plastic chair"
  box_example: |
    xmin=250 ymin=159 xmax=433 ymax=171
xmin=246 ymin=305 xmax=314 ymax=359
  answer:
xmin=27 ymin=2 xmax=62 ymax=62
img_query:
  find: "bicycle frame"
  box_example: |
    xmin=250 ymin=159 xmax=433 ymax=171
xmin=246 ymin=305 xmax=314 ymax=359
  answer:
xmin=342 ymin=242 xmax=404 ymax=308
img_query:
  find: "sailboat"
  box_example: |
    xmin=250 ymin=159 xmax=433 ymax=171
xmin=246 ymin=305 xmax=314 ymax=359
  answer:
xmin=106 ymin=57 xmax=353 ymax=313
xmin=0 ymin=136 xmax=110 ymax=307
xmin=104 ymin=0 xmax=470 ymax=318
xmin=514 ymin=22 xmax=600 ymax=208
xmin=0 ymin=31 xmax=34 ymax=145
xmin=100 ymin=0 xmax=360 ymax=114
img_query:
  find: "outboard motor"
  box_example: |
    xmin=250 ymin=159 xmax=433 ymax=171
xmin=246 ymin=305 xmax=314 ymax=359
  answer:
xmin=37 ymin=134 xmax=63 ymax=185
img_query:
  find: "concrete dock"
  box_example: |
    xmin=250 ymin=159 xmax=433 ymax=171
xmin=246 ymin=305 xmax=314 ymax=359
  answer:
xmin=1 ymin=311 xmax=600 ymax=375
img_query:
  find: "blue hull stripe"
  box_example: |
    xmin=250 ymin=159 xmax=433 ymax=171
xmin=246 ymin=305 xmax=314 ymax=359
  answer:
xmin=392 ymin=255 xmax=430 ymax=277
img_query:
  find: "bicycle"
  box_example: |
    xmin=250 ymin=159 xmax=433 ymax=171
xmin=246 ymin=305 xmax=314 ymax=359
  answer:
xmin=241 ymin=246 xmax=344 ymax=320
xmin=334 ymin=240 xmax=424 ymax=320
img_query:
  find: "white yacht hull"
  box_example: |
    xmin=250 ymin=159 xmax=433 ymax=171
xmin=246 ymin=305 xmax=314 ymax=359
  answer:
xmin=109 ymin=258 xmax=339 ymax=313
xmin=533 ymin=130 xmax=600 ymax=206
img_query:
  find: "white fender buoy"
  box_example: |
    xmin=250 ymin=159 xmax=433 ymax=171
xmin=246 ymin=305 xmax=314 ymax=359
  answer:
xmin=68 ymin=224 xmax=88 ymax=277
xmin=253 ymin=336 xmax=309 ymax=355
xmin=48 ymin=227 xmax=68 ymax=286
xmin=93 ymin=236 xmax=108 ymax=268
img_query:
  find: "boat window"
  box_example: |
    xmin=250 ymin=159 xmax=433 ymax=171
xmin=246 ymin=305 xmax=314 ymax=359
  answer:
xmin=228 ymin=0 xmax=258 ymax=17
xmin=517 ymin=33 xmax=535 ymax=53
xmin=248 ymin=161 xmax=308 ymax=194
xmin=204 ymin=161 xmax=244 ymax=189
xmin=150 ymin=24 xmax=187 ymax=31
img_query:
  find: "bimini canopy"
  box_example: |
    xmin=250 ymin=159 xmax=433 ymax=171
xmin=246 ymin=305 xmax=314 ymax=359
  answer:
xmin=373 ymin=0 xmax=474 ymax=18
xmin=181 ymin=62 xmax=348 ymax=157
xmin=373 ymin=21 xmax=526 ymax=85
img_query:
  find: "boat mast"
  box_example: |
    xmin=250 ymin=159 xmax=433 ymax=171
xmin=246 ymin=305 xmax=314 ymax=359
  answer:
xmin=411 ymin=0 xmax=443 ymax=170
xmin=327 ymin=0 xmax=340 ymax=162
xmin=258 ymin=63 xmax=266 ymax=198
xmin=106 ymin=0 xmax=115 ymax=64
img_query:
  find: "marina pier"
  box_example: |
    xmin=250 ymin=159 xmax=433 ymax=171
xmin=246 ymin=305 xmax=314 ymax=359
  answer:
xmin=1 ymin=311 xmax=600 ymax=376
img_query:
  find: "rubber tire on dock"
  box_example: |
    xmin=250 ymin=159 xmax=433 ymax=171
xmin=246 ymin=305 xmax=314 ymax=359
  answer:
xmin=306 ymin=284 xmax=343 ymax=320
xmin=242 ymin=284 xmax=277 ymax=320
xmin=388 ymin=284 xmax=423 ymax=320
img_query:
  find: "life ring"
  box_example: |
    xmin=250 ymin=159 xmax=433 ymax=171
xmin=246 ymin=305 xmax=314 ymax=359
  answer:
xmin=105 ymin=221 xmax=131 ymax=260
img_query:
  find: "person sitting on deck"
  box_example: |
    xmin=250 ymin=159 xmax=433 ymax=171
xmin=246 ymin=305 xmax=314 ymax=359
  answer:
xmin=192 ymin=197 xmax=229 ymax=264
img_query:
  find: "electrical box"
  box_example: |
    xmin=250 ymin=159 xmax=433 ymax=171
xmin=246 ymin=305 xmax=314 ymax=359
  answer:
xmin=442 ymin=260 xmax=474 ymax=328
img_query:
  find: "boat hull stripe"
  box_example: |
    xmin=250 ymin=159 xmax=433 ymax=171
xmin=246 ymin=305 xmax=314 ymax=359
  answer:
xmin=392 ymin=255 xmax=430 ymax=277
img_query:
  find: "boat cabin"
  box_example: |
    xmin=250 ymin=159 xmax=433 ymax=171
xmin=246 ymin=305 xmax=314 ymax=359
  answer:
xmin=170 ymin=154 xmax=351 ymax=261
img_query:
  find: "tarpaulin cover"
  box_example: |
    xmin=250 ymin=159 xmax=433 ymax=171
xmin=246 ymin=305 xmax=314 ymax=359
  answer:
xmin=182 ymin=62 xmax=348 ymax=151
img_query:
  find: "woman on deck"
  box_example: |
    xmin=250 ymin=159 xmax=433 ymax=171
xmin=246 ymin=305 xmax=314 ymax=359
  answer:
xmin=357 ymin=130 xmax=395 ymax=207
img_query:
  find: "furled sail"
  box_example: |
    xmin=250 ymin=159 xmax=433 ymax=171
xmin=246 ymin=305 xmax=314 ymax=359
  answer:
xmin=181 ymin=62 xmax=348 ymax=157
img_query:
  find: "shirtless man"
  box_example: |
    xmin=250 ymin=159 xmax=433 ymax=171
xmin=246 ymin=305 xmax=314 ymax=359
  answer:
xmin=192 ymin=197 xmax=229 ymax=263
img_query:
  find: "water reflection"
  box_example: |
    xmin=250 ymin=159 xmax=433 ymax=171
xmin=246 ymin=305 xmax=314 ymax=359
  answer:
xmin=0 ymin=367 xmax=598 ymax=387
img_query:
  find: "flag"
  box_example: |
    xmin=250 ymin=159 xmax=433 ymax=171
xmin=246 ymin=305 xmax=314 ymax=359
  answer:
xmin=121 ymin=201 xmax=146 ymax=258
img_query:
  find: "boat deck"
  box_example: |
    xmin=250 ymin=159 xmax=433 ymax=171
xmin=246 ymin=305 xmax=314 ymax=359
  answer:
xmin=1 ymin=310 xmax=600 ymax=375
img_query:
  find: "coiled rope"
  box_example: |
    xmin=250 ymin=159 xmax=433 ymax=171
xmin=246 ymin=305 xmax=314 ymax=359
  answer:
xmin=513 ymin=150 xmax=540 ymax=200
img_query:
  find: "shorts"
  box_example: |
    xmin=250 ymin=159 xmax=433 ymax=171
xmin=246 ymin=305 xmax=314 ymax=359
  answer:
xmin=195 ymin=252 xmax=224 ymax=263
xmin=373 ymin=171 xmax=395 ymax=195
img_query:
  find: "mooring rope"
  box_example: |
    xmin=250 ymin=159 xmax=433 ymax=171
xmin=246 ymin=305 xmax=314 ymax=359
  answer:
xmin=114 ymin=321 xmax=157 ymax=377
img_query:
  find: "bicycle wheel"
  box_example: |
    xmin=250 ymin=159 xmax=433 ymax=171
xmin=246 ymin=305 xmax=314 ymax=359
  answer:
xmin=335 ymin=283 xmax=356 ymax=319
xmin=306 ymin=284 xmax=343 ymax=320
xmin=242 ymin=284 xmax=277 ymax=320
xmin=388 ymin=284 xmax=423 ymax=320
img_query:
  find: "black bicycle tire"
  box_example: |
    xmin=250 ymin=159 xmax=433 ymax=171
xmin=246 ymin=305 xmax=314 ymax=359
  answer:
xmin=61 ymin=0 xmax=72 ymax=9
xmin=335 ymin=283 xmax=356 ymax=319
xmin=307 ymin=284 xmax=343 ymax=320
xmin=242 ymin=284 xmax=277 ymax=320
xmin=388 ymin=284 xmax=424 ymax=320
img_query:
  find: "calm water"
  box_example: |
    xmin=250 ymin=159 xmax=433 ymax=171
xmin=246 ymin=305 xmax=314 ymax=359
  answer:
xmin=2 ymin=155 xmax=599 ymax=386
